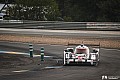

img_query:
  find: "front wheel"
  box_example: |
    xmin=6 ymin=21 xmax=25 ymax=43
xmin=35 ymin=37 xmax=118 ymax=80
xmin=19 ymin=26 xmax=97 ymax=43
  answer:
xmin=93 ymin=61 xmax=99 ymax=66
xmin=63 ymin=53 xmax=67 ymax=66
xmin=63 ymin=58 xmax=66 ymax=66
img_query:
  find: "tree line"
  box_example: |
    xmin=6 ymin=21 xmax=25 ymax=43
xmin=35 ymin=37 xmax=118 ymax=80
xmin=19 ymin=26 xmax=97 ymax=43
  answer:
xmin=0 ymin=0 xmax=120 ymax=22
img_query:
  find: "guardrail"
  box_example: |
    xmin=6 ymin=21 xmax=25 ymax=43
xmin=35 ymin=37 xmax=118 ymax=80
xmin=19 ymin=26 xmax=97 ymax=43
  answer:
xmin=0 ymin=20 xmax=120 ymax=30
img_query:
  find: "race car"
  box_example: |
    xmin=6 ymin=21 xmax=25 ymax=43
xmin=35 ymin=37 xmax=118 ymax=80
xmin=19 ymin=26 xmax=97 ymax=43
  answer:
xmin=63 ymin=44 xmax=100 ymax=66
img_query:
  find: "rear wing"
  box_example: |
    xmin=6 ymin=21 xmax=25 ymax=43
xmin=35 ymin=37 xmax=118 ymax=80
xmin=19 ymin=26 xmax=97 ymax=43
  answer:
xmin=67 ymin=42 xmax=100 ymax=49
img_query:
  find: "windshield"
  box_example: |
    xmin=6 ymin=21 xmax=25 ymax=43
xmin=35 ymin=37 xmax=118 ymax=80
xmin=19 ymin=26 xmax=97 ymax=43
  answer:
xmin=75 ymin=49 xmax=87 ymax=54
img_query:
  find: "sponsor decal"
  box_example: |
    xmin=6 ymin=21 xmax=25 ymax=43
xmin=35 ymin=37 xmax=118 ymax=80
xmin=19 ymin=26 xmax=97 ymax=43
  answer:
xmin=102 ymin=75 xmax=120 ymax=80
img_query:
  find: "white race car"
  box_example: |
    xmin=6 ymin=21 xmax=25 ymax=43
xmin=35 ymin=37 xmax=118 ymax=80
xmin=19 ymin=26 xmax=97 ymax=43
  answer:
xmin=63 ymin=44 xmax=100 ymax=66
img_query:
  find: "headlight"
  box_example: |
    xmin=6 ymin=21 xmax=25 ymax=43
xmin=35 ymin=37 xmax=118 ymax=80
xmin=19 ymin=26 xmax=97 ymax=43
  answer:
xmin=91 ymin=55 xmax=96 ymax=60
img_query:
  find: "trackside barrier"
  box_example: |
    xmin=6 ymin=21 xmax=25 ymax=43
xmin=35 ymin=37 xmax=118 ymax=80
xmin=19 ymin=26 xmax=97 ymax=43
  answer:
xmin=0 ymin=21 xmax=120 ymax=30
xmin=29 ymin=44 xmax=33 ymax=57
xmin=41 ymin=47 xmax=44 ymax=61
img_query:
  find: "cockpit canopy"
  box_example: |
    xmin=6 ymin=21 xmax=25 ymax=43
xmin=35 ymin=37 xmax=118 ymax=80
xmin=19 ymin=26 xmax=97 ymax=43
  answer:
xmin=74 ymin=45 xmax=89 ymax=54
xmin=75 ymin=48 xmax=87 ymax=54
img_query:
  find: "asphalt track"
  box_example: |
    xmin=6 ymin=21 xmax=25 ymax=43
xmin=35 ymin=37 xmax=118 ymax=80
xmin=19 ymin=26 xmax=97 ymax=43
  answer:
xmin=0 ymin=28 xmax=120 ymax=38
xmin=0 ymin=42 xmax=120 ymax=80
xmin=0 ymin=28 xmax=120 ymax=80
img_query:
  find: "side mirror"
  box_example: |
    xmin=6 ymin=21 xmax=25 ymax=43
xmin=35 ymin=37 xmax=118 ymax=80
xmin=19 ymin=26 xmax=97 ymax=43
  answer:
xmin=93 ymin=49 xmax=98 ymax=53
xmin=64 ymin=49 xmax=68 ymax=52
xmin=68 ymin=49 xmax=74 ymax=53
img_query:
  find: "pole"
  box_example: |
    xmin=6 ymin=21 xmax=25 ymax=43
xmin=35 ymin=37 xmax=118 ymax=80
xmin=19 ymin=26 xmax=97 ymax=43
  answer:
xmin=29 ymin=44 xmax=33 ymax=57
xmin=41 ymin=47 xmax=44 ymax=61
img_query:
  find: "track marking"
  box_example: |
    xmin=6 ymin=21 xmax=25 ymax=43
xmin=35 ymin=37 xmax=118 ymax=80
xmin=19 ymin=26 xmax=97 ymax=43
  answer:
xmin=44 ymin=66 xmax=63 ymax=69
xmin=0 ymin=51 xmax=29 ymax=55
xmin=0 ymin=50 xmax=53 ymax=58
xmin=101 ymin=48 xmax=120 ymax=51
xmin=12 ymin=70 xmax=29 ymax=73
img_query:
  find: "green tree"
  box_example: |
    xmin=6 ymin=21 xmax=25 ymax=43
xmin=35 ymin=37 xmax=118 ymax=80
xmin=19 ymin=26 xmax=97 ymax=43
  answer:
xmin=57 ymin=0 xmax=120 ymax=22
xmin=10 ymin=0 xmax=60 ymax=21
xmin=63 ymin=0 xmax=99 ymax=21
xmin=97 ymin=0 xmax=120 ymax=21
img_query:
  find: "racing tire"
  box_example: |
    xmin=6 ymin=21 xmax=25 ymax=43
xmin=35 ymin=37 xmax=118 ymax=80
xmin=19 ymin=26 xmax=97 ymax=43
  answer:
xmin=93 ymin=61 xmax=99 ymax=66
xmin=63 ymin=53 xmax=67 ymax=66
xmin=63 ymin=59 xmax=67 ymax=66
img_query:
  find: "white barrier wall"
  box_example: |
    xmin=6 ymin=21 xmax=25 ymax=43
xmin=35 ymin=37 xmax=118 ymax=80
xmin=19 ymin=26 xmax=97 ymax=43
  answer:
xmin=0 ymin=20 xmax=120 ymax=30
